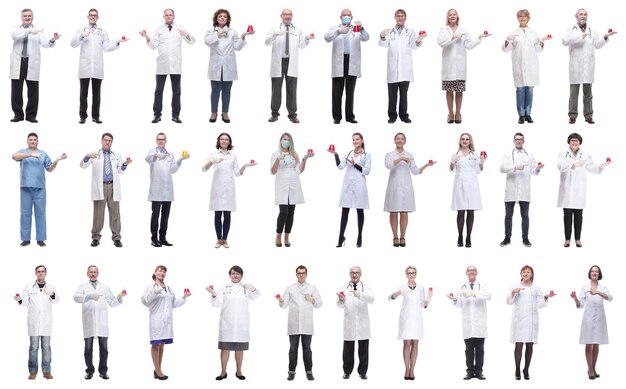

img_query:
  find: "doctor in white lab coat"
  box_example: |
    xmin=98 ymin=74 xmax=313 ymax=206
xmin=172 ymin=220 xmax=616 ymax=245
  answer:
xmin=556 ymin=133 xmax=611 ymax=247
xmin=336 ymin=266 xmax=374 ymax=379
xmin=16 ymin=265 xmax=59 ymax=379
xmin=207 ymin=265 xmax=260 ymax=380
xmin=70 ymin=8 xmax=123 ymax=124
xmin=499 ymin=133 xmax=542 ymax=247
xmin=80 ymin=132 xmax=132 ymax=247
xmin=141 ymin=265 xmax=190 ymax=380
xmin=449 ymin=265 xmax=491 ymax=380
xmin=277 ymin=265 xmax=322 ymax=380
xmin=324 ymin=9 xmax=369 ymax=124
xmin=266 ymin=8 xmax=311 ymax=123
xmin=562 ymin=8 xmax=615 ymax=124
xmin=140 ymin=8 xmax=195 ymax=123
xmin=379 ymin=9 xmax=424 ymax=123
xmin=73 ymin=265 xmax=124 ymax=379
xmin=10 ymin=8 xmax=58 ymax=123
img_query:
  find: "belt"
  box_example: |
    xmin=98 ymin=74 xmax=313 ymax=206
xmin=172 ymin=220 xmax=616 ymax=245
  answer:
xmin=103 ymin=181 xmax=113 ymax=184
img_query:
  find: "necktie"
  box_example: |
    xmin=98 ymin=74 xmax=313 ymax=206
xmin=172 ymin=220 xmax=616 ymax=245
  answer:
xmin=353 ymin=283 xmax=357 ymax=291
xmin=470 ymin=283 xmax=474 ymax=290
xmin=22 ymin=28 xmax=29 ymax=57
xmin=284 ymin=25 xmax=289 ymax=56
xmin=104 ymin=152 xmax=112 ymax=176
xmin=168 ymin=24 xmax=172 ymax=31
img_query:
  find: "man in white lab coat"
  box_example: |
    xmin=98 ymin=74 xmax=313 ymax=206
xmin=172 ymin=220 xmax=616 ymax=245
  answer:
xmin=73 ymin=265 xmax=125 ymax=380
xmin=9 ymin=8 xmax=59 ymax=123
xmin=70 ymin=8 xmax=124 ymax=124
xmin=80 ymin=132 xmax=132 ymax=248
xmin=277 ymin=265 xmax=322 ymax=381
xmin=448 ymin=265 xmax=491 ymax=380
xmin=145 ymin=132 xmax=188 ymax=247
xmin=140 ymin=8 xmax=195 ymax=124
xmin=265 ymin=9 xmax=312 ymax=123
xmin=336 ymin=266 xmax=374 ymax=380
xmin=499 ymin=133 xmax=542 ymax=247
xmin=563 ymin=8 xmax=616 ymax=124
xmin=15 ymin=265 xmax=59 ymax=380
xmin=324 ymin=9 xmax=369 ymax=124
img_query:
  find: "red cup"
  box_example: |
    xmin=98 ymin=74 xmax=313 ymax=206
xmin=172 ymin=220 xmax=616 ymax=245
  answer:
xmin=608 ymin=28 xmax=613 ymax=33
xmin=307 ymin=149 xmax=313 ymax=155
xmin=571 ymin=291 xmax=577 ymax=297
xmin=16 ymin=293 xmax=20 ymax=297
xmin=550 ymin=290 xmax=555 ymax=295
xmin=329 ymin=144 xmax=335 ymax=152
xmin=54 ymin=32 xmax=58 ymax=37
xmin=142 ymin=29 xmax=147 ymax=35
xmin=480 ymin=151 xmax=487 ymax=158
xmin=126 ymin=157 xmax=131 ymax=162
xmin=428 ymin=159 xmax=433 ymax=164
xmin=209 ymin=285 xmax=214 ymax=290
xmin=547 ymin=34 xmax=552 ymax=39
xmin=538 ymin=162 xmax=543 ymax=166
xmin=606 ymin=157 xmax=611 ymax=163
xmin=250 ymin=159 xmax=255 ymax=164
xmin=309 ymin=33 xmax=315 ymax=38
xmin=449 ymin=292 xmax=454 ymax=297
xmin=275 ymin=293 xmax=281 ymax=299
xmin=428 ymin=287 xmax=433 ymax=292
xmin=122 ymin=35 xmax=126 ymax=40
xmin=483 ymin=30 xmax=488 ymax=35
xmin=184 ymin=288 xmax=190 ymax=294
xmin=247 ymin=25 xmax=254 ymax=33
xmin=353 ymin=25 xmax=361 ymax=33
xmin=340 ymin=291 xmax=345 ymax=296
xmin=121 ymin=289 xmax=127 ymax=296
xmin=419 ymin=31 xmax=426 ymax=36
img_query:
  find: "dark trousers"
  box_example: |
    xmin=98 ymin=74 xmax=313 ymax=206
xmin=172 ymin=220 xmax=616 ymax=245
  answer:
xmin=568 ymin=83 xmax=593 ymax=118
xmin=288 ymin=334 xmax=312 ymax=372
xmin=277 ymin=204 xmax=296 ymax=233
xmin=563 ymin=208 xmax=583 ymax=240
xmin=79 ymin=78 xmax=103 ymax=120
xmin=150 ymin=201 xmax=171 ymax=241
xmin=504 ymin=201 xmax=530 ymax=239
xmin=11 ymin=58 xmax=39 ymax=120
xmin=342 ymin=339 xmax=369 ymax=376
xmin=464 ymin=337 xmax=485 ymax=376
xmin=271 ymin=58 xmax=298 ymax=118
xmin=387 ymin=81 xmax=410 ymax=120
xmin=153 ymin=74 xmax=181 ymax=117
xmin=84 ymin=336 xmax=108 ymax=375
xmin=332 ymin=54 xmax=357 ymax=121
xmin=214 ymin=211 xmax=231 ymax=240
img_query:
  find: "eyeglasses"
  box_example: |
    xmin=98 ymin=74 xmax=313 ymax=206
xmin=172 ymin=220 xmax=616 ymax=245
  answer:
xmin=406 ymin=272 xmax=417 ymax=275
xmin=514 ymin=138 xmax=525 ymax=141
xmin=296 ymin=272 xmax=307 ymax=275
xmin=350 ymin=272 xmax=361 ymax=275
xmin=88 ymin=14 xmax=99 ymax=17
xmin=156 ymin=138 xmax=167 ymax=141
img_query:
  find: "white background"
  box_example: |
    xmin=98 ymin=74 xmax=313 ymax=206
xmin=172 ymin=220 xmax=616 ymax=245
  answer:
xmin=1 ymin=0 xmax=623 ymax=388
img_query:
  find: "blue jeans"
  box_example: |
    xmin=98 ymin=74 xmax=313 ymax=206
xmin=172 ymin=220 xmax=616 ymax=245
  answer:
xmin=515 ymin=86 xmax=533 ymax=116
xmin=504 ymin=201 xmax=529 ymax=239
xmin=210 ymin=80 xmax=233 ymax=113
xmin=29 ymin=336 xmax=51 ymax=373
xmin=21 ymin=187 xmax=46 ymax=241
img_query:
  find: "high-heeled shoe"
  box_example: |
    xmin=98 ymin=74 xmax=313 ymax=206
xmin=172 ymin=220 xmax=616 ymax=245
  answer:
xmin=284 ymin=241 xmax=291 ymax=247
xmin=575 ymin=240 xmax=583 ymax=248
xmin=563 ymin=240 xmax=570 ymax=247
xmin=221 ymin=113 xmax=231 ymax=123
xmin=465 ymin=237 xmax=472 ymax=248
xmin=399 ymin=238 xmax=406 ymax=247
xmin=275 ymin=237 xmax=282 ymax=247
xmin=457 ymin=235 xmax=463 ymax=247
xmin=336 ymin=236 xmax=346 ymax=247
xmin=447 ymin=113 xmax=454 ymax=124
xmin=209 ymin=113 xmax=217 ymax=123
xmin=393 ymin=238 xmax=400 ymax=247
xmin=515 ymin=370 xmax=521 ymax=380
xmin=216 ymin=373 xmax=228 ymax=380
xmin=356 ymin=236 xmax=362 ymax=248
xmin=594 ymin=372 xmax=600 ymax=378
xmin=522 ymin=369 xmax=530 ymax=380
xmin=454 ymin=113 xmax=462 ymax=124
xmin=588 ymin=372 xmax=596 ymax=380
xmin=154 ymin=370 xmax=168 ymax=380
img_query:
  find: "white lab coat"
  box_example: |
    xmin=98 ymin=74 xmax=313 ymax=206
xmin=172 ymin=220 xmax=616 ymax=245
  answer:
xmin=383 ymin=150 xmax=420 ymax=212
xmin=437 ymin=26 xmax=480 ymax=81
xmin=204 ymin=27 xmax=246 ymax=81
xmin=279 ymin=282 xmax=322 ymax=335
xmin=562 ymin=24 xmax=608 ymax=84
xmin=324 ymin=25 xmax=370 ymax=77
xmin=451 ymin=151 xmax=482 ymax=211
xmin=578 ymin=282 xmax=612 ymax=344
xmin=506 ymin=283 xmax=546 ymax=343
xmin=148 ymin=24 xmax=196 ymax=75
xmin=80 ymin=149 xmax=126 ymax=201
xmin=70 ymin=25 xmax=119 ymax=79
xmin=337 ymin=281 xmax=374 ymax=340
xmin=337 ymin=150 xmax=371 ymax=209
xmin=390 ymin=284 xmax=425 ymax=340
xmin=379 ymin=26 xmax=419 ymax=83
xmin=265 ymin=23 xmax=309 ymax=77
xmin=21 ymin=282 xmax=59 ymax=336
xmin=9 ymin=25 xmax=54 ymax=81
xmin=146 ymin=149 xmax=180 ymax=202
xmin=73 ymin=281 xmax=120 ymax=338
xmin=556 ymin=148 xmax=601 ymax=209
xmin=205 ymin=150 xmax=241 ymax=211
xmin=271 ymin=151 xmax=304 ymax=205
xmin=452 ymin=281 xmax=491 ymax=339
xmin=141 ymin=283 xmax=186 ymax=341
xmin=502 ymin=27 xmax=543 ymax=87
xmin=211 ymin=282 xmax=260 ymax=343
xmin=500 ymin=148 xmax=540 ymax=202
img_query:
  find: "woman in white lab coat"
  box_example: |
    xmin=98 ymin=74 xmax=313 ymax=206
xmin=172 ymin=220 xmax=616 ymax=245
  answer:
xmin=570 ymin=265 xmax=612 ymax=380
xmin=329 ymin=133 xmax=371 ymax=248
xmin=207 ymin=265 xmax=260 ymax=380
xmin=205 ymin=9 xmax=253 ymax=123
xmin=502 ymin=9 xmax=546 ymax=124
xmin=437 ymin=9 xmax=485 ymax=124
xmin=450 ymin=133 xmax=484 ymax=248
xmin=141 ymin=265 xmax=190 ymax=380
xmin=271 ymin=133 xmax=313 ymax=247
xmin=389 ymin=266 xmax=432 ymax=380
xmin=203 ymin=133 xmax=254 ymax=249
xmin=557 ymin=133 xmax=611 ymax=247
xmin=384 ymin=133 xmax=434 ymax=247
xmin=506 ymin=265 xmax=553 ymax=380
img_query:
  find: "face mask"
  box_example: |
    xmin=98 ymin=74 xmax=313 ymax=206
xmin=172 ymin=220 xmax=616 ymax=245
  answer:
xmin=281 ymin=140 xmax=291 ymax=149
xmin=342 ymin=16 xmax=352 ymax=25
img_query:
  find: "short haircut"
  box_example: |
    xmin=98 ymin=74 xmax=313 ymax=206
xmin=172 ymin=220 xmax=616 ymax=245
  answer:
xmin=27 ymin=132 xmax=38 ymax=139
xmin=514 ymin=132 xmax=524 ymax=139
xmin=517 ymin=9 xmax=530 ymax=19
xmin=395 ymin=9 xmax=406 ymax=16
xmin=88 ymin=8 xmax=98 ymax=15
xmin=588 ymin=265 xmax=603 ymax=281
xmin=22 ymin=8 xmax=33 ymax=14
xmin=567 ymin=132 xmax=583 ymax=145
xmin=520 ymin=265 xmax=534 ymax=282
xmin=296 ymin=265 xmax=308 ymax=273
xmin=229 ymin=265 xmax=244 ymax=276
xmin=212 ymin=9 xmax=232 ymax=27
xmin=102 ymin=132 xmax=113 ymax=140
xmin=215 ymin=132 xmax=233 ymax=150
xmin=35 ymin=265 xmax=47 ymax=273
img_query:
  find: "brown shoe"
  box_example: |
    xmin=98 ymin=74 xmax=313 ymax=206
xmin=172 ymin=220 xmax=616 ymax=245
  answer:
xmin=43 ymin=372 xmax=53 ymax=379
xmin=569 ymin=117 xmax=576 ymax=124
xmin=585 ymin=117 xmax=595 ymax=124
xmin=28 ymin=373 xmax=37 ymax=380
xmin=289 ymin=116 xmax=300 ymax=123
xmin=268 ymin=115 xmax=278 ymax=122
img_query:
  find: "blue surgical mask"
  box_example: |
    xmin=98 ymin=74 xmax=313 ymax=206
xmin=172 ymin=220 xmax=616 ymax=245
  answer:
xmin=342 ymin=16 xmax=352 ymax=25
xmin=281 ymin=140 xmax=291 ymax=149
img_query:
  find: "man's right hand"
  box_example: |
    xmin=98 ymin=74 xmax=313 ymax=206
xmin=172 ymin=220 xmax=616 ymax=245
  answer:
xmin=338 ymin=25 xmax=350 ymax=34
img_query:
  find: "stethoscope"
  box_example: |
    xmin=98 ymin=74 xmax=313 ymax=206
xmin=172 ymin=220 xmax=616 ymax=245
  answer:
xmin=388 ymin=26 xmax=409 ymax=40
xmin=223 ymin=283 xmax=249 ymax=295
xmin=510 ymin=148 xmax=529 ymax=164
xmin=279 ymin=23 xmax=297 ymax=36
xmin=461 ymin=282 xmax=481 ymax=291
xmin=97 ymin=149 xmax=118 ymax=160
xmin=155 ymin=148 xmax=172 ymax=161
xmin=346 ymin=149 xmax=366 ymax=163
xmin=455 ymin=150 xmax=477 ymax=160
xmin=83 ymin=25 xmax=102 ymax=35
xmin=565 ymin=149 xmax=584 ymax=160
xmin=31 ymin=281 xmax=46 ymax=293
xmin=345 ymin=281 xmax=364 ymax=292
xmin=153 ymin=282 xmax=172 ymax=294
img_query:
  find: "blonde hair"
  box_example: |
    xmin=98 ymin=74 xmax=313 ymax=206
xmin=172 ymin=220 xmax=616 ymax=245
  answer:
xmin=445 ymin=9 xmax=460 ymax=26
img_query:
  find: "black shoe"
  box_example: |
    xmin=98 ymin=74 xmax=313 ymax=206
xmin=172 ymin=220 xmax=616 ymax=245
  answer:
xmin=388 ymin=117 xmax=397 ymax=123
xmin=152 ymin=115 xmax=161 ymax=123
xmin=500 ymin=238 xmax=511 ymax=247
xmin=525 ymin=115 xmax=534 ymax=123
xmin=463 ymin=373 xmax=473 ymax=380
xmin=465 ymin=237 xmax=472 ymax=248
xmin=359 ymin=374 xmax=367 ymax=380
xmin=85 ymin=373 xmax=93 ymax=380
xmin=409 ymin=376 xmax=415 ymax=380
xmin=235 ymin=373 xmax=246 ymax=380
xmin=113 ymin=240 xmax=123 ymax=248
xmin=10 ymin=116 xmax=24 ymax=122
xmin=523 ymin=239 xmax=532 ymax=247
xmin=172 ymin=116 xmax=182 ymax=123
xmin=575 ymin=240 xmax=583 ymax=248
xmin=346 ymin=119 xmax=358 ymax=124
xmin=221 ymin=113 xmax=231 ymax=123
xmin=289 ymin=116 xmax=300 ymax=124
xmin=26 ymin=118 xmax=38 ymax=123
xmin=523 ymin=369 xmax=530 ymax=380
xmin=79 ymin=118 xmax=86 ymax=124
xmin=215 ymin=373 xmax=227 ymax=380
xmin=20 ymin=240 xmax=31 ymax=247
xmin=393 ymin=238 xmax=400 ymax=247
xmin=400 ymin=118 xmax=412 ymax=123
xmin=475 ymin=373 xmax=486 ymax=380
xmin=333 ymin=119 xmax=340 ymax=124
xmin=90 ymin=239 xmax=100 ymax=247
xmin=336 ymin=236 xmax=346 ymax=247
xmin=92 ymin=118 xmax=102 ymax=124
xmin=595 ymin=373 xmax=600 ymax=378
xmin=343 ymin=374 xmax=350 ymax=379
xmin=99 ymin=373 xmax=109 ymax=380
xmin=356 ymin=236 xmax=362 ymax=248
xmin=37 ymin=241 xmax=46 ymax=247
xmin=518 ymin=116 xmax=525 ymax=124
xmin=457 ymin=236 xmax=463 ymax=247
xmin=268 ymin=115 xmax=279 ymax=122
xmin=151 ymin=240 xmax=162 ymax=247
xmin=404 ymin=376 xmax=410 ymax=380
xmin=564 ymin=240 xmax=571 ymax=247
xmin=306 ymin=372 xmax=314 ymax=381
xmin=515 ymin=369 xmax=521 ymax=380
xmin=209 ymin=114 xmax=217 ymax=123
xmin=399 ymin=238 xmax=406 ymax=247
xmin=159 ymin=240 xmax=173 ymax=246
xmin=154 ymin=373 xmax=168 ymax=381
xmin=287 ymin=371 xmax=295 ymax=381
